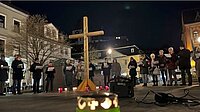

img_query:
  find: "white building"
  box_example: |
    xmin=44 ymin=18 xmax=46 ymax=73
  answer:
xmin=0 ymin=2 xmax=71 ymax=88
xmin=0 ymin=2 xmax=29 ymax=57
xmin=0 ymin=2 xmax=29 ymax=87
xmin=44 ymin=23 xmax=71 ymax=61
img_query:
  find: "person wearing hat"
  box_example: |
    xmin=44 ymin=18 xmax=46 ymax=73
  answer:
xmin=177 ymin=44 xmax=192 ymax=86
xmin=11 ymin=54 xmax=24 ymax=94
xmin=0 ymin=55 xmax=9 ymax=96
xmin=63 ymin=59 xmax=75 ymax=91
xmin=30 ymin=58 xmax=43 ymax=94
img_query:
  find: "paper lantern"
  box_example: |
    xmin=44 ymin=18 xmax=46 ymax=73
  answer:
xmin=76 ymin=92 xmax=120 ymax=112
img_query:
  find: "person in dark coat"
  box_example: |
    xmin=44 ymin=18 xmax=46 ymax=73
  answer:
xmin=30 ymin=58 xmax=43 ymax=94
xmin=158 ymin=50 xmax=168 ymax=86
xmin=102 ymin=58 xmax=111 ymax=86
xmin=45 ymin=62 xmax=56 ymax=92
xmin=128 ymin=57 xmax=137 ymax=86
xmin=111 ymin=58 xmax=121 ymax=78
xmin=166 ymin=47 xmax=178 ymax=86
xmin=89 ymin=61 xmax=96 ymax=82
xmin=177 ymin=45 xmax=192 ymax=86
xmin=0 ymin=55 xmax=9 ymax=95
xmin=63 ymin=59 xmax=75 ymax=91
xmin=138 ymin=54 xmax=149 ymax=86
xmin=11 ymin=54 xmax=24 ymax=95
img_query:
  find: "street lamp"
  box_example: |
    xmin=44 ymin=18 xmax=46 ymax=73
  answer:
xmin=107 ymin=48 xmax=112 ymax=54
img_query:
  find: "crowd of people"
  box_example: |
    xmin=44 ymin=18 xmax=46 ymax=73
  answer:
xmin=138 ymin=45 xmax=200 ymax=87
xmin=0 ymin=44 xmax=200 ymax=95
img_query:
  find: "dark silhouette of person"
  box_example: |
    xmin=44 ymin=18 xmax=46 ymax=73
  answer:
xmin=30 ymin=58 xmax=43 ymax=94
xmin=11 ymin=54 xmax=24 ymax=95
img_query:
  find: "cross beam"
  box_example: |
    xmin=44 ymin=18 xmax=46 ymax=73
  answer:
xmin=69 ymin=16 xmax=104 ymax=91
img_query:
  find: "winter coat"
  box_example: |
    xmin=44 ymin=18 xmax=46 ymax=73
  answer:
xmin=0 ymin=59 xmax=9 ymax=81
xmin=111 ymin=62 xmax=121 ymax=77
xmin=45 ymin=66 xmax=56 ymax=79
xmin=177 ymin=49 xmax=191 ymax=69
xmin=89 ymin=63 xmax=96 ymax=77
xmin=128 ymin=60 xmax=137 ymax=76
xmin=30 ymin=62 xmax=43 ymax=80
xmin=166 ymin=53 xmax=177 ymax=70
xmin=157 ymin=55 xmax=167 ymax=71
xmin=63 ymin=63 xmax=75 ymax=86
xmin=138 ymin=58 xmax=149 ymax=74
xmin=11 ymin=59 xmax=24 ymax=80
xmin=102 ymin=62 xmax=111 ymax=76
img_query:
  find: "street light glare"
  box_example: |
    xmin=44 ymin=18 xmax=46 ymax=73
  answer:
xmin=107 ymin=49 xmax=112 ymax=54
xmin=198 ymin=37 xmax=200 ymax=43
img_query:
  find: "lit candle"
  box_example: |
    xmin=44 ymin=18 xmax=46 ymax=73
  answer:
xmin=58 ymin=87 xmax=63 ymax=93
xmin=73 ymin=87 xmax=77 ymax=91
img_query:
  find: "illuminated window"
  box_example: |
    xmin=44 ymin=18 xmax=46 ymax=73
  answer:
xmin=131 ymin=48 xmax=134 ymax=53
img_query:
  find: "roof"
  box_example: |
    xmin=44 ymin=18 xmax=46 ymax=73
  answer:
xmin=0 ymin=2 xmax=29 ymax=15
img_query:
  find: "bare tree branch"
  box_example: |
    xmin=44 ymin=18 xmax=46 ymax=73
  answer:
xmin=6 ymin=14 xmax=69 ymax=65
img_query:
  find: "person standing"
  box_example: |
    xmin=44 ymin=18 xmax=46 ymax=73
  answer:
xmin=149 ymin=53 xmax=159 ymax=86
xmin=0 ymin=55 xmax=9 ymax=95
xmin=89 ymin=61 xmax=96 ymax=82
xmin=45 ymin=62 xmax=56 ymax=92
xmin=128 ymin=57 xmax=137 ymax=86
xmin=11 ymin=54 xmax=24 ymax=95
xmin=138 ymin=54 xmax=149 ymax=86
xmin=102 ymin=58 xmax=111 ymax=86
xmin=166 ymin=47 xmax=178 ymax=86
xmin=158 ymin=50 xmax=168 ymax=86
xmin=30 ymin=58 xmax=43 ymax=94
xmin=63 ymin=59 xmax=75 ymax=91
xmin=177 ymin=45 xmax=192 ymax=86
xmin=193 ymin=46 xmax=200 ymax=85
xmin=111 ymin=58 xmax=121 ymax=78
xmin=76 ymin=60 xmax=84 ymax=86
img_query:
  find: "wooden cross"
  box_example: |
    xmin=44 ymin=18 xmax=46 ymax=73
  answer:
xmin=69 ymin=16 xmax=104 ymax=91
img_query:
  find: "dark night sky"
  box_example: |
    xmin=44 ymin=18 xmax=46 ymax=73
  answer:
xmin=9 ymin=1 xmax=200 ymax=51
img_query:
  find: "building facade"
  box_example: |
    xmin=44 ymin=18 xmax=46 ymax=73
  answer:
xmin=0 ymin=2 xmax=29 ymax=56
xmin=183 ymin=22 xmax=200 ymax=51
xmin=0 ymin=2 xmax=71 ymax=89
